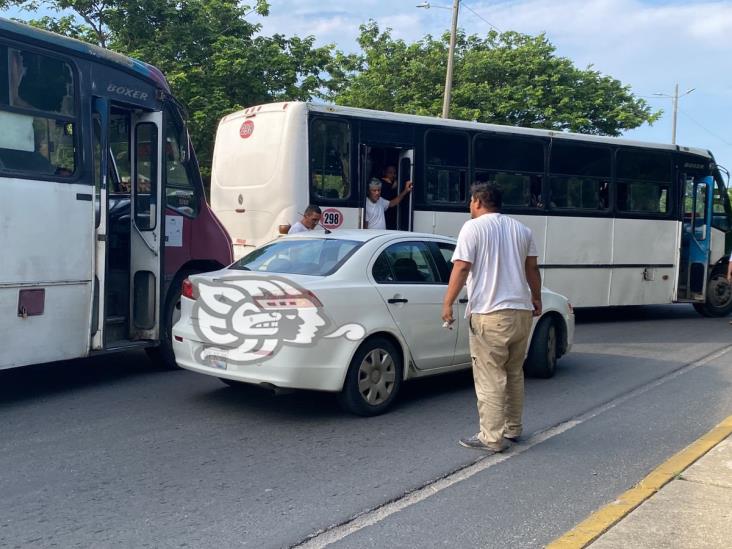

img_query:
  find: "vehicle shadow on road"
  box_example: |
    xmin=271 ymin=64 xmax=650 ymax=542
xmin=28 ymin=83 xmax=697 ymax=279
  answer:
xmin=0 ymin=350 xmax=164 ymax=406
xmin=192 ymin=368 xmax=479 ymax=421
xmin=574 ymin=304 xmax=700 ymax=324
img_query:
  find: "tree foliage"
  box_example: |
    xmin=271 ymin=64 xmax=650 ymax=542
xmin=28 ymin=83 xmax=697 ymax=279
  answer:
xmin=327 ymin=21 xmax=660 ymax=136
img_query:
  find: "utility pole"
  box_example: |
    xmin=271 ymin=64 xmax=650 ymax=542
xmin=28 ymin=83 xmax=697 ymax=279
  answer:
xmin=442 ymin=0 xmax=460 ymax=119
xmin=655 ymin=83 xmax=694 ymax=145
xmin=671 ymin=83 xmax=679 ymax=145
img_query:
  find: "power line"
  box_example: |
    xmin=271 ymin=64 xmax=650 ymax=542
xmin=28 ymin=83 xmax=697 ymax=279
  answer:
xmin=678 ymin=108 xmax=732 ymax=147
xmin=461 ymin=2 xmax=502 ymax=33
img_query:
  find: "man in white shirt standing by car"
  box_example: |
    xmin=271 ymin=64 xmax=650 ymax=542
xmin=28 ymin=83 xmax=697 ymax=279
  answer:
xmin=442 ymin=182 xmax=542 ymax=454
xmin=288 ymin=205 xmax=322 ymax=234
xmin=363 ymin=178 xmax=413 ymax=229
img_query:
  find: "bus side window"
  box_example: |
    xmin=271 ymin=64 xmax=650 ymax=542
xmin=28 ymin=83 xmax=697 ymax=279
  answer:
xmin=425 ymin=130 xmax=468 ymax=205
xmin=165 ymin=111 xmax=198 ymax=216
xmin=548 ymin=142 xmax=611 ymax=211
xmin=616 ymin=149 xmax=672 ymax=215
xmin=473 ymin=135 xmax=544 ymax=209
xmin=310 ymin=118 xmax=351 ymax=200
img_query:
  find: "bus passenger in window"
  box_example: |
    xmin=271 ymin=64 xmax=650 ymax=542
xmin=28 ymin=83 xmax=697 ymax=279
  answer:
xmin=364 ymin=178 xmax=413 ymax=230
xmin=288 ymin=205 xmax=322 ymax=234
xmin=598 ymin=181 xmax=609 ymax=209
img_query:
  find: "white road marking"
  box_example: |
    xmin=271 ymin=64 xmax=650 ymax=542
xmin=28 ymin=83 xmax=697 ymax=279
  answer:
xmin=292 ymin=344 xmax=732 ymax=548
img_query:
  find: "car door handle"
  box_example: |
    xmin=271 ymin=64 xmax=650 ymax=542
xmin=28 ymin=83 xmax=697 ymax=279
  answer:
xmin=388 ymin=298 xmax=408 ymax=304
xmin=458 ymin=298 xmax=468 ymax=304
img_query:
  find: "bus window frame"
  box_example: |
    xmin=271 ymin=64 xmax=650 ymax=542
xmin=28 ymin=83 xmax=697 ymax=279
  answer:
xmin=613 ymin=147 xmax=675 ymax=220
xmin=0 ymin=39 xmax=81 ymax=184
xmin=308 ymin=115 xmax=354 ymax=206
xmin=421 ymin=127 xmax=470 ymax=211
xmin=547 ymin=140 xmax=612 ymax=215
xmin=472 ymin=132 xmax=548 ymax=214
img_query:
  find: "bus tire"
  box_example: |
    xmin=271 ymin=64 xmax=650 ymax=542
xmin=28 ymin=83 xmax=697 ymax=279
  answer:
xmin=146 ymin=270 xmax=193 ymax=369
xmin=337 ymin=337 xmax=403 ymax=416
xmin=523 ymin=317 xmax=558 ymax=379
xmin=692 ymin=272 xmax=732 ymax=317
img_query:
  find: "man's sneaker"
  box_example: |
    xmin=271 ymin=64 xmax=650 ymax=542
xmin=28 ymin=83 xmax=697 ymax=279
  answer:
xmin=504 ymin=434 xmax=521 ymax=443
xmin=458 ymin=434 xmax=508 ymax=453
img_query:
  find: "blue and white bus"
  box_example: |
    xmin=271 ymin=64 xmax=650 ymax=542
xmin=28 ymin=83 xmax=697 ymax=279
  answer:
xmin=210 ymin=102 xmax=732 ymax=316
xmin=0 ymin=19 xmax=233 ymax=370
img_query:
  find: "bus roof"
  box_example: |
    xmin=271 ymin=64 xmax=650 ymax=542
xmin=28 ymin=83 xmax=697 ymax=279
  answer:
xmin=0 ymin=17 xmax=170 ymax=92
xmin=224 ymin=100 xmax=711 ymax=160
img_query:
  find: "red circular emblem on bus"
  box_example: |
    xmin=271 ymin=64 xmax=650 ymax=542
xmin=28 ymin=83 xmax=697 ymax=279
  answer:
xmin=321 ymin=208 xmax=344 ymax=229
xmin=239 ymin=120 xmax=254 ymax=139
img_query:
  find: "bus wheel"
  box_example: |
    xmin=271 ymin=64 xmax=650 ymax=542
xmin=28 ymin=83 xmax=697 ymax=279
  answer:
xmin=146 ymin=271 xmax=192 ymax=369
xmin=692 ymin=273 xmax=732 ymax=317
xmin=337 ymin=337 xmax=403 ymax=416
xmin=523 ymin=317 xmax=558 ymax=379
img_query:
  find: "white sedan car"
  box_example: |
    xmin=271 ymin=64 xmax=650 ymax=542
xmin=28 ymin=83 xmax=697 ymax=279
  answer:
xmin=172 ymin=230 xmax=574 ymax=416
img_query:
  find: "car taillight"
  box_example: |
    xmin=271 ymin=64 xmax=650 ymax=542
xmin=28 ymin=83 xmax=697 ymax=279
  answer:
xmin=255 ymin=289 xmax=323 ymax=310
xmin=181 ymin=278 xmax=195 ymax=300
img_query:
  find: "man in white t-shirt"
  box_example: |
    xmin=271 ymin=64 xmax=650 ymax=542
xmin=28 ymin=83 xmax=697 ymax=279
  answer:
xmin=727 ymin=253 xmax=732 ymax=283
xmin=442 ymin=182 xmax=542 ymax=454
xmin=364 ymin=178 xmax=413 ymax=229
xmin=288 ymin=205 xmax=322 ymax=234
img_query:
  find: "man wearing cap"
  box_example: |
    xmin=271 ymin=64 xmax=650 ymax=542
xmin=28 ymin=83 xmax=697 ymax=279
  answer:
xmin=364 ymin=178 xmax=413 ymax=230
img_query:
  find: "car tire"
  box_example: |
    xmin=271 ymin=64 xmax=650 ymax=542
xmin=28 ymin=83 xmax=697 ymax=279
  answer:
xmin=146 ymin=270 xmax=193 ymax=369
xmin=338 ymin=337 xmax=403 ymax=416
xmin=523 ymin=317 xmax=558 ymax=379
xmin=692 ymin=272 xmax=732 ymax=317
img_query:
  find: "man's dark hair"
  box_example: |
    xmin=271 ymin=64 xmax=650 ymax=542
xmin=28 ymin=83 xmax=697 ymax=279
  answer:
xmin=304 ymin=204 xmax=322 ymax=215
xmin=470 ymin=182 xmax=502 ymax=210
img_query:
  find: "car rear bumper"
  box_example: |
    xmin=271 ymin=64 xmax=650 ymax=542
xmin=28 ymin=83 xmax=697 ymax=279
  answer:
xmin=172 ymin=320 xmax=352 ymax=392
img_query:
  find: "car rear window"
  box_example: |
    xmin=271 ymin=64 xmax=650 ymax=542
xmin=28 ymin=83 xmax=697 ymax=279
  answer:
xmin=232 ymin=238 xmax=362 ymax=276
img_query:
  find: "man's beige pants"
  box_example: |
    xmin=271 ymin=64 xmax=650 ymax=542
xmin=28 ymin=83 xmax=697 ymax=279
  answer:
xmin=469 ymin=309 xmax=533 ymax=448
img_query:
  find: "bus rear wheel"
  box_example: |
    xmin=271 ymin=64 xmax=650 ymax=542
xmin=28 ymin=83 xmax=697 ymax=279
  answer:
xmin=692 ymin=273 xmax=732 ymax=317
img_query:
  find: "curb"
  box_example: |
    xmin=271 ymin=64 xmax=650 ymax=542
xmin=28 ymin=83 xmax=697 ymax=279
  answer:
xmin=546 ymin=414 xmax=732 ymax=549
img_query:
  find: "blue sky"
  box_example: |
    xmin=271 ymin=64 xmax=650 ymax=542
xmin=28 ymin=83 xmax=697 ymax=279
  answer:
xmin=4 ymin=0 xmax=731 ymax=173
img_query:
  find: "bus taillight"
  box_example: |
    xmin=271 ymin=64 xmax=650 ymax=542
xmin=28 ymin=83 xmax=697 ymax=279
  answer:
xmin=181 ymin=278 xmax=195 ymax=300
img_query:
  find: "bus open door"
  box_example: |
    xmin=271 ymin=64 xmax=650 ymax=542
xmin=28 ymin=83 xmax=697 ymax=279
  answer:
xmin=678 ymin=175 xmax=713 ymax=302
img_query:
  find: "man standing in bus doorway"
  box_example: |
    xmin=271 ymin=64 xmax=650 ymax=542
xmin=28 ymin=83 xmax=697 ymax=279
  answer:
xmin=288 ymin=205 xmax=322 ymax=234
xmin=379 ymin=165 xmax=399 ymax=229
xmin=441 ymin=183 xmax=542 ymax=454
xmin=363 ymin=178 xmax=413 ymax=229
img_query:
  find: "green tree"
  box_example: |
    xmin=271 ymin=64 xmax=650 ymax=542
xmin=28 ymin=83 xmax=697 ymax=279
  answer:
xmin=327 ymin=21 xmax=660 ymax=136
xmin=4 ymin=0 xmax=334 ymax=178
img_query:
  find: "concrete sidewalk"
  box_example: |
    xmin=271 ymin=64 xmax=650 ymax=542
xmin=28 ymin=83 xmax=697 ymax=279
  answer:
xmin=548 ymin=417 xmax=732 ymax=548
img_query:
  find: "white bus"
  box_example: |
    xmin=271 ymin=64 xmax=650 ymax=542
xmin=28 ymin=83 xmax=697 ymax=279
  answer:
xmin=0 ymin=19 xmax=232 ymax=370
xmin=210 ymin=102 xmax=732 ymax=316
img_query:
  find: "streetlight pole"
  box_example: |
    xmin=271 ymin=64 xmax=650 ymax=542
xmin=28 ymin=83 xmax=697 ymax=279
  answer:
xmin=442 ymin=0 xmax=460 ymax=119
xmin=655 ymin=83 xmax=695 ymax=145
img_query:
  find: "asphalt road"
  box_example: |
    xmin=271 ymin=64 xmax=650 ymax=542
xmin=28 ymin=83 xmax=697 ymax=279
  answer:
xmin=1 ymin=304 xmax=731 ymax=548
